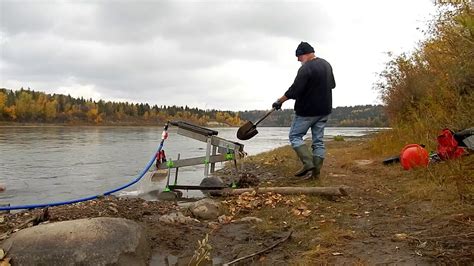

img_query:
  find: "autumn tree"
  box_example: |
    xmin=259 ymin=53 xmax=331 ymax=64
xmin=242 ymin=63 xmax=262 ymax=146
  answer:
xmin=0 ymin=91 xmax=6 ymax=117
xmin=376 ymin=3 xmax=473 ymax=131
xmin=15 ymin=91 xmax=36 ymax=120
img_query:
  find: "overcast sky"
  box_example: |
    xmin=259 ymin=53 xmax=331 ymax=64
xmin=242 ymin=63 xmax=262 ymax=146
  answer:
xmin=0 ymin=0 xmax=438 ymax=111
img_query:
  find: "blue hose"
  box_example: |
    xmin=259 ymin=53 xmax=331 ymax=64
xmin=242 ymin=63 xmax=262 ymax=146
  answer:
xmin=0 ymin=140 xmax=165 ymax=211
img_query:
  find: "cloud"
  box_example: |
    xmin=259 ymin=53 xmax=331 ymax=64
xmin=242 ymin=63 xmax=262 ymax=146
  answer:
xmin=0 ymin=0 xmax=437 ymax=110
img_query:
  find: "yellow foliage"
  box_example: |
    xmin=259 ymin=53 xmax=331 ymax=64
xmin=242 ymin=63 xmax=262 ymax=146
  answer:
xmin=44 ymin=100 xmax=57 ymax=121
xmin=15 ymin=91 xmax=35 ymax=120
xmin=0 ymin=91 xmax=6 ymax=112
xmin=0 ymin=89 xmax=243 ymax=126
xmin=3 ymin=106 xmax=16 ymax=120
xmin=376 ymin=4 xmax=473 ymax=141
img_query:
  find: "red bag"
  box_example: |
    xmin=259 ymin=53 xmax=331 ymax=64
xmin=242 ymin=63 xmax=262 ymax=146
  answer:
xmin=437 ymin=129 xmax=466 ymax=160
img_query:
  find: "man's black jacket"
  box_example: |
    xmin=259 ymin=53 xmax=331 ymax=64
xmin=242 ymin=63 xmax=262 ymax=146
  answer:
xmin=284 ymin=57 xmax=335 ymax=116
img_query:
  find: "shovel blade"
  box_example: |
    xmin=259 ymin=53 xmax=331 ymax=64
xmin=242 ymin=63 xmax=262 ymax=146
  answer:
xmin=237 ymin=122 xmax=259 ymax=140
xmin=151 ymin=169 xmax=169 ymax=181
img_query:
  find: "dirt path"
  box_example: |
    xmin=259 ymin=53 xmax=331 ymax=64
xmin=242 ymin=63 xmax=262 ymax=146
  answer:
xmin=1 ymin=138 xmax=472 ymax=265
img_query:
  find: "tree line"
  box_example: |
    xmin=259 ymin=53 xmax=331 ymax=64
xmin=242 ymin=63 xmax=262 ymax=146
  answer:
xmin=240 ymin=105 xmax=388 ymax=127
xmin=0 ymin=88 xmax=390 ymax=127
xmin=0 ymin=88 xmax=242 ymax=126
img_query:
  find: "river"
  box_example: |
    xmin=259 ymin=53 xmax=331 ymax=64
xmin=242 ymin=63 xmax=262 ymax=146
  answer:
xmin=0 ymin=126 xmax=382 ymax=206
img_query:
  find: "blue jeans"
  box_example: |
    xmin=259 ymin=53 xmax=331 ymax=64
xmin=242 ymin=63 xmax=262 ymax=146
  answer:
xmin=289 ymin=115 xmax=329 ymax=158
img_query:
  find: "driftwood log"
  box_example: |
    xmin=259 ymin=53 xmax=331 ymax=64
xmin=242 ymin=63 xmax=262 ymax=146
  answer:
xmin=216 ymin=186 xmax=348 ymax=197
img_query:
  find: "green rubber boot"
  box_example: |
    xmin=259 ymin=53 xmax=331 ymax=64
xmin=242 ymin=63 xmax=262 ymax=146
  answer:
xmin=312 ymin=156 xmax=324 ymax=179
xmin=293 ymin=145 xmax=315 ymax=177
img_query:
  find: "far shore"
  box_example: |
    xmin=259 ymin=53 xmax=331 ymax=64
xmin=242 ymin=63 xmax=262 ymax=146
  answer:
xmin=0 ymin=122 xmax=387 ymax=128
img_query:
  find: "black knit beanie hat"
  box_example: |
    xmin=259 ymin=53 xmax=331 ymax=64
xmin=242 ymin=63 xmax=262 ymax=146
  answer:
xmin=295 ymin=42 xmax=315 ymax=56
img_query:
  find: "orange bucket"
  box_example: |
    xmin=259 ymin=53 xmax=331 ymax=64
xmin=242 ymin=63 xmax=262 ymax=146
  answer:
xmin=400 ymin=144 xmax=429 ymax=170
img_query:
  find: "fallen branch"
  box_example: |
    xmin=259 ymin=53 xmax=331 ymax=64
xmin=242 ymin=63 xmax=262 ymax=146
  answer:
xmin=218 ymin=186 xmax=348 ymax=197
xmin=223 ymin=230 xmax=293 ymax=266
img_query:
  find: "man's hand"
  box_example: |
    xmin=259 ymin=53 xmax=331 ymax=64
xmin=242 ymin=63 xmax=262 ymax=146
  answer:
xmin=272 ymin=100 xmax=282 ymax=110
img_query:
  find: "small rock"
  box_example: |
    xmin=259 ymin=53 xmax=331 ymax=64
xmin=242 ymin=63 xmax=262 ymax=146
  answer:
xmin=199 ymin=177 xmax=224 ymax=188
xmin=217 ymin=215 xmax=233 ymax=224
xmin=200 ymin=177 xmax=225 ymax=196
xmin=234 ymin=217 xmax=263 ymax=223
xmin=158 ymin=212 xmax=198 ymax=225
xmin=175 ymin=215 xmax=187 ymax=224
xmin=158 ymin=215 xmax=175 ymax=224
xmin=157 ymin=191 xmax=178 ymax=201
xmin=393 ymin=233 xmax=409 ymax=241
xmin=207 ymin=222 xmax=220 ymax=230
xmin=108 ymin=206 xmax=118 ymax=213
xmin=189 ymin=199 xmax=222 ymax=220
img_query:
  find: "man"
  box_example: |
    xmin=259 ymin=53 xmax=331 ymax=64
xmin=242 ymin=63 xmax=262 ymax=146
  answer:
xmin=272 ymin=41 xmax=335 ymax=179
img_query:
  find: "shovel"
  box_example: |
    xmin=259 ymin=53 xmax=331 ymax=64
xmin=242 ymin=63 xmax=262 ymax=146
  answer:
xmin=237 ymin=108 xmax=276 ymax=140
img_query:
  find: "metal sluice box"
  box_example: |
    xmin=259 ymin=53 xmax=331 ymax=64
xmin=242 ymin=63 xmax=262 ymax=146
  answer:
xmin=152 ymin=121 xmax=245 ymax=191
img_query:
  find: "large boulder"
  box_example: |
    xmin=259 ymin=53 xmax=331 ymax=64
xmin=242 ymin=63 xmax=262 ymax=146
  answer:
xmin=1 ymin=217 xmax=150 ymax=265
xmin=188 ymin=198 xmax=222 ymax=220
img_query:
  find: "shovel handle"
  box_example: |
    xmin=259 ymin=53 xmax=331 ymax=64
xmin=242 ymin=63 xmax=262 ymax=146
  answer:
xmin=254 ymin=108 xmax=276 ymax=126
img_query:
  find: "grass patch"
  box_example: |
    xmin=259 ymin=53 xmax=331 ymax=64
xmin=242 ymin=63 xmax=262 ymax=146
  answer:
xmin=368 ymin=128 xmax=473 ymax=203
xmin=221 ymin=131 xmax=473 ymax=263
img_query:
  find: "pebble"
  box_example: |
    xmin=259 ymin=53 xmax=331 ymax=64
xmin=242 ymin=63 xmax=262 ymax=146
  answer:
xmin=108 ymin=206 xmax=119 ymax=213
xmin=207 ymin=222 xmax=220 ymax=229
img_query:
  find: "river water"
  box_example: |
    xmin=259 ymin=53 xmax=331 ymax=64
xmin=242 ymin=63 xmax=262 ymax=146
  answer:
xmin=0 ymin=126 xmax=381 ymax=206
